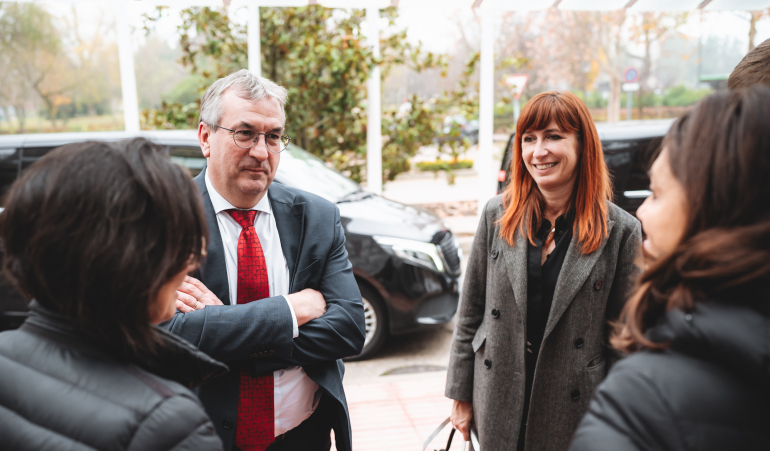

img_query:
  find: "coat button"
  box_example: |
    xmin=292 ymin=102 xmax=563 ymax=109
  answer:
xmin=594 ymin=280 xmax=603 ymax=290
xmin=574 ymin=338 xmax=584 ymax=348
xmin=491 ymin=309 xmax=500 ymax=319
xmin=250 ymin=353 xmax=258 ymax=358
xmin=571 ymin=390 xmax=580 ymax=401
xmin=484 ymin=359 xmax=492 ymax=369
xmin=222 ymin=419 xmax=233 ymax=429
xmin=257 ymin=352 xmax=264 ymax=357
xmin=491 ymin=249 xmax=499 ymax=259
xmin=268 ymin=350 xmax=275 ymax=356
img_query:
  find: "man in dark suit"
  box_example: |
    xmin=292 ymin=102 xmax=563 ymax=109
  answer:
xmin=162 ymin=69 xmax=366 ymax=451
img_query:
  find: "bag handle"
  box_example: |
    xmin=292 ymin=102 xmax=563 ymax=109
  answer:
xmin=423 ymin=417 xmax=480 ymax=451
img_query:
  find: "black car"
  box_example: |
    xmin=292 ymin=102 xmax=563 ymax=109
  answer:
xmin=497 ymin=119 xmax=674 ymax=215
xmin=0 ymin=131 xmax=462 ymax=360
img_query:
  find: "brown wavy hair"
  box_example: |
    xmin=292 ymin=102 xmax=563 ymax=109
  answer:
xmin=612 ymin=84 xmax=770 ymax=353
xmin=499 ymin=91 xmax=612 ymax=253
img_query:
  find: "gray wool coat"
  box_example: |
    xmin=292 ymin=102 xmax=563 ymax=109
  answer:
xmin=446 ymin=195 xmax=641 ymax=451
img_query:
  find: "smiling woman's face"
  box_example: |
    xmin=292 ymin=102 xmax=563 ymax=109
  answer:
xmin=521 ymin=121 xmax=580 ymax=195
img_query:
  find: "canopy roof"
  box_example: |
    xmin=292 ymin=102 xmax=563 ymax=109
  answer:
xmin=23 ymin=0 xmax=770 ymax=10
xmin=472 ymin=0 xmax=770 ymax=10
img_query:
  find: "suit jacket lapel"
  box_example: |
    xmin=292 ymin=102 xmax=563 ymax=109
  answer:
xmin=543 ymin=220 xmax=615 ymax=341
xmin=193 ymin=169 xmax=232 ymax=306
xmin=268 ymin=184 xmax=305 ymax=291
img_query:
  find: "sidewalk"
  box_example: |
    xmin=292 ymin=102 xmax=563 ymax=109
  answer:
xmin=338 ymin=371 xmax=457 ymax=451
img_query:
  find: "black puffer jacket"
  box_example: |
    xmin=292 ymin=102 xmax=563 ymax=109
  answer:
xmin=570 ymin=302 xmax=770 ymax=451
xmin=0 ymin=302 xmax=228 ymax=450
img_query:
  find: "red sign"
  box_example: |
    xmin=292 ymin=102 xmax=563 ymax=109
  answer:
xmin=504 ymin=74 xmax=529 ymax=100
xmin=624 ymin=67 xmax=639 ymax=83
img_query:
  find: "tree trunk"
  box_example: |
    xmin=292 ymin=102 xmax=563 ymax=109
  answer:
xmin=749 ymin=12 xmax=758 ymax=52
xmin=14 ymin=105 xmax=26 ymax=133
xmin=607 ymin=77 xmax=622 ymax=122
xmin=639 ymin=26 xmax=651 ymax=120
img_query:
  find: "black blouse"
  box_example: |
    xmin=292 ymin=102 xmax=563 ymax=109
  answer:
xmin=519 ymin=211 xmax=574 ymax=448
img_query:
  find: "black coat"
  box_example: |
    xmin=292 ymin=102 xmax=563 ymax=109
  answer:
xmin=161 ymin=170 xmax=366 ymax=451
xmin=0 ymin=301 xmax=228 ymax=451
xmin=570 ymin=302 xmax=770 ymax=451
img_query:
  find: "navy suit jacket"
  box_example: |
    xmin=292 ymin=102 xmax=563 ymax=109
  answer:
xmin=161 ymin=169 xmax=366 ymax=451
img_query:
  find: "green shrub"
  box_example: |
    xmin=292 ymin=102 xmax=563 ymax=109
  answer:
xmin=416 ymin=159 xmax=474 ymax=172
xmin=661 ymin=85 xmax=712 ymax=107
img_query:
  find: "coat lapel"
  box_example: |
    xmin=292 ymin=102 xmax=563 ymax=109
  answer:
xmin=501 ymin=209 xmax=528 ymax=311
xmin=543 ymin=220 xmax=615 ymax=341
xmin=268 ymin=184 xmax=305 ymax=291
xmin=193 ymin=169 xmax=231 ymax=306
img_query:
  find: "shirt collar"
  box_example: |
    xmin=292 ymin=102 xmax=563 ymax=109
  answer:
xmin=204 ymin=169 xmax=272 ymax=215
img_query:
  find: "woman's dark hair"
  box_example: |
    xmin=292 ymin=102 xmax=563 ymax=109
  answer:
xmin=0 ymin=138 xmax=207 ymax=360
xmin=613 ymin=84 xmax=770 ymax=353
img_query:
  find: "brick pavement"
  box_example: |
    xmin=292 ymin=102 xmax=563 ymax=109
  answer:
xmin=332 ymin=371 xmax=465 ymax=451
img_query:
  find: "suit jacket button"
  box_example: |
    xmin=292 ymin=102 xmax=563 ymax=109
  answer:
xmin=222 ymin=419 xmax=233 ymax=429
xmin=268 ymin=350 xmax=275 ymax=356
xmin=484 ymin=359 xmax=492 ymax=369
xmin=571 ymin=390 xmax=580 ymax=401
xmin=594 ymin=280 xmax=603 ymax=290
xmin=491 ymin=249 xmax=499 ymax=259
xmin=491 ymin=309 xmax=500 ymax=319
xmin=574 ymin=338 xmax=584 ymax=348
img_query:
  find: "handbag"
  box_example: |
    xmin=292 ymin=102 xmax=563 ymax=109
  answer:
xmin=423 ymin=417 xmax=481 ymax=451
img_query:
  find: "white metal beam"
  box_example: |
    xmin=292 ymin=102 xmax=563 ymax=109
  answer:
xmin=477 ymin=6 xmax=496 ymax=214
xmin=248 ymin=4 xmax=262 ymax=77
xmin=704 ymin=0 xmax=770 ymax=9
xmin=116 ymin=1 xmax=140 ymax=132
xmin=365 ymin=7 xmax=383 ymax=195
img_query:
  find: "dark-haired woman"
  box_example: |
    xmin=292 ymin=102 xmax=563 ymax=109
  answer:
xmin=0 ymin=139 xmax=227 ymax=450
xmin=446 ymin=91 xmax=641 ymax=451
xmin=569 ymin=85 xmax=770 ymax=451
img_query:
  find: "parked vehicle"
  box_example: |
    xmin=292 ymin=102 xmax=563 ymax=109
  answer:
xmin=497 ymin=119 xmax=674 ymax=214
xmin=0 ymin=131 xmax=462 ymax=360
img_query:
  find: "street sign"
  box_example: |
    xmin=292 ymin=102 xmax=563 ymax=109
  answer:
xmin=623 ymin=67 xmax=639 ymax=83
xmin=505 ymin=74 xmax=529 ymax=100
xmin=622 ymin=82 xmax=640 ymax=92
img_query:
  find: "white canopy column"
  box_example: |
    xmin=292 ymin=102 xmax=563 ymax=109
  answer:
xmin=365 ymin=7 xmax=383 ymax=195
xmin=116 ymin=1 xmax=140 ymax=132
xmin=248 ymin=4 xmax=262 ymax=77
xmin=476 ymin=5 xmax=496 ymax=214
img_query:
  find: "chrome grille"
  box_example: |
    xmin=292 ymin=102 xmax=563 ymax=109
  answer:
xmin=439 ymin=231 xmax=462 ymax=276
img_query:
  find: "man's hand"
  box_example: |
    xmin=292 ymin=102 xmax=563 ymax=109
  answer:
xmin=176 ymin=276 xmax=224 ymax=313
xmin=450 ymin=399 xmax=473 ymax=441
xmin=286 ymin=288 xmax=327 ymax=326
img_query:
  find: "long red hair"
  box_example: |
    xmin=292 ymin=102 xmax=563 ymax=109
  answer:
xmin=499 ymin=91 xmax=612 ymax=254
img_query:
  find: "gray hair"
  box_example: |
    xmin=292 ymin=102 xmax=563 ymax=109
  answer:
xmin=198 ymin=69 xmax=289 ymax=128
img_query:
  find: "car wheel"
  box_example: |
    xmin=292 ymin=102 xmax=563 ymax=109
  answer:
xmin=345 ymin=283 xmax=388 ymax=361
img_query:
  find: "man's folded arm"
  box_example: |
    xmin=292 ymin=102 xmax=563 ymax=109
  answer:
xmin=257 ymin=207 xmax=366 ymax=369
xmin=160 ymin=296 xmax=295 ymax=363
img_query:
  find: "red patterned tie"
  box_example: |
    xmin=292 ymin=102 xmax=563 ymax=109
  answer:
xmin=228 ymin=209 xmax=275 ymax=451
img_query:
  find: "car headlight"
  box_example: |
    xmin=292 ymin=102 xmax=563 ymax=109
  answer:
xmin=373 ymin=236 xmax=445 ymax=273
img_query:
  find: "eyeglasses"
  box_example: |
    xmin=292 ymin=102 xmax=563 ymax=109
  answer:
xmin=216 ymin=125 xmax=291 ymax=153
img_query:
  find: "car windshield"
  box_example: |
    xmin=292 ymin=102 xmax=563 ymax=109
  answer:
xmin=276 ymin=144 xmax=361 ymax=202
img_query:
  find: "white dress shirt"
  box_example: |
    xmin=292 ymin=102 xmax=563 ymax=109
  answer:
xmin=205 ymin=171 xmax=321 ymax=436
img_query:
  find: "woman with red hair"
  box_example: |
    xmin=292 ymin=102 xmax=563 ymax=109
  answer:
xmin=445 ymin=91 xmax=641 ymax=451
